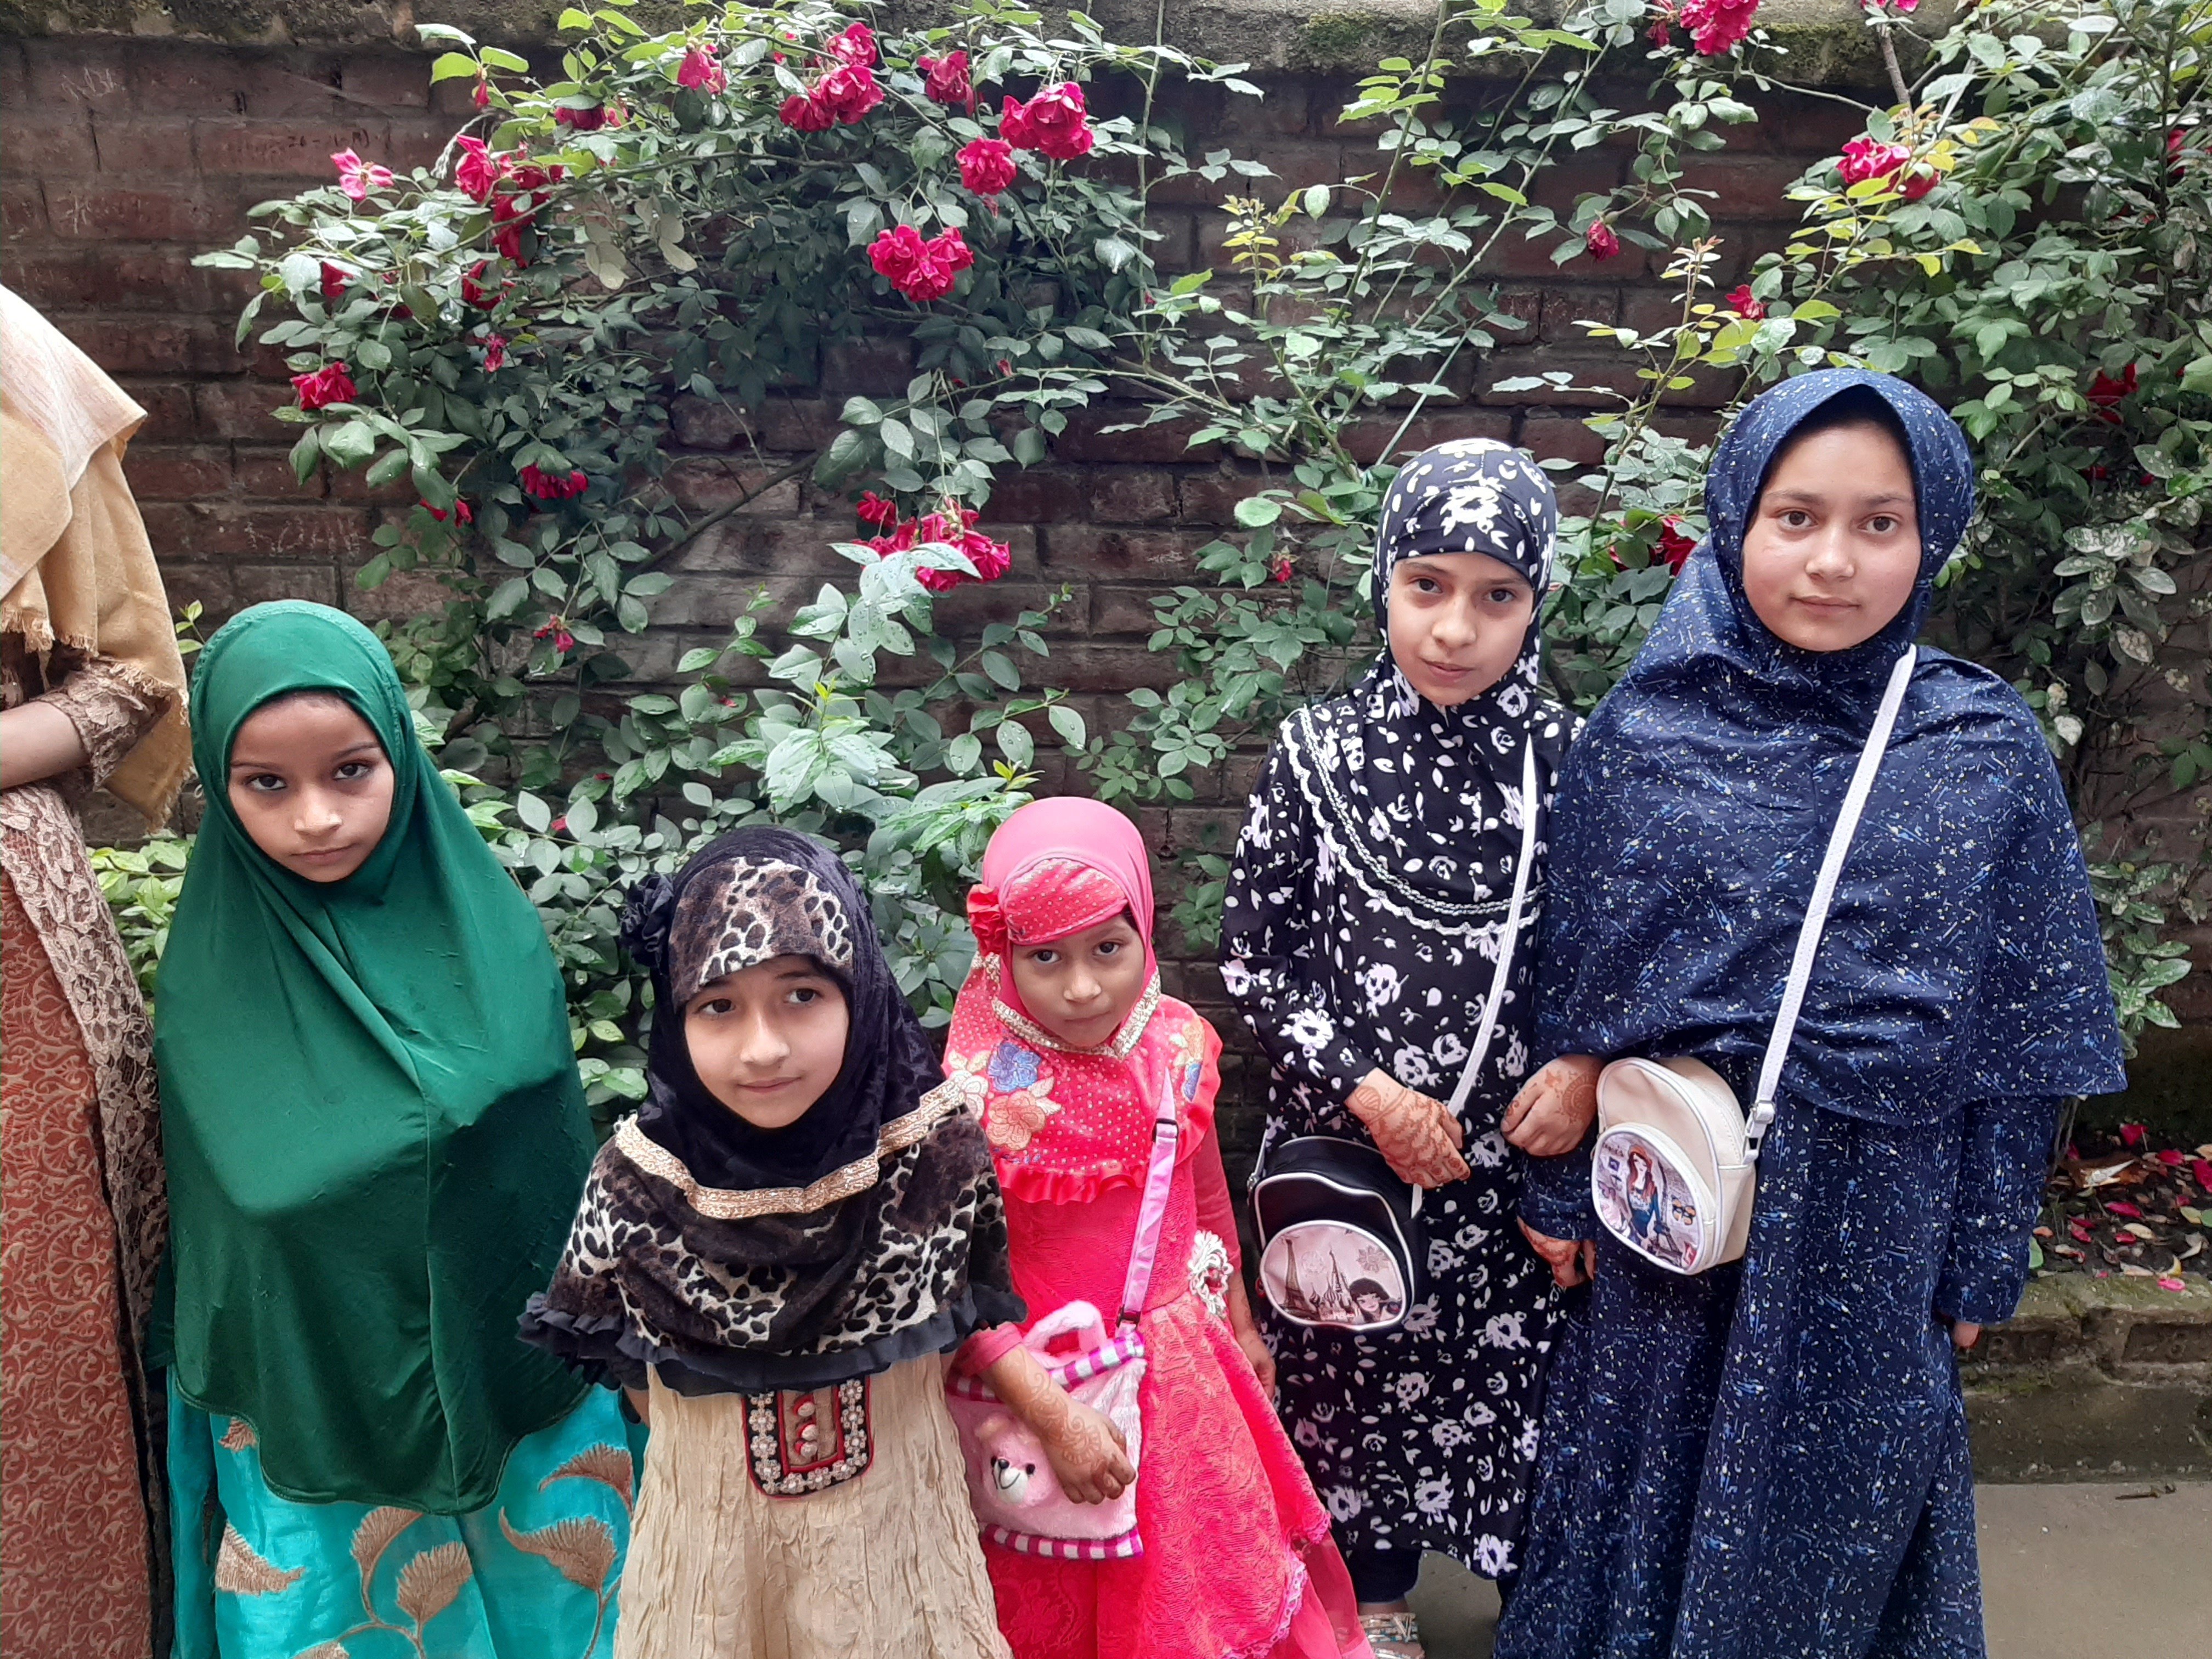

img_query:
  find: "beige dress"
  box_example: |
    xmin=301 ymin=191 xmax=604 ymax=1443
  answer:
xmin=617 ymin=1355 xmax=1011 ymax=1659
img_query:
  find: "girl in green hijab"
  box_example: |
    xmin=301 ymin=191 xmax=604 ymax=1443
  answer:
xmin=155 ymin=601 xmax=633 ymax=1659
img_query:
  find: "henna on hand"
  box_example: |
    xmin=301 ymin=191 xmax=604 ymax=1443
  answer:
xmin=1350 ymin=1069 xmax=1471 ymax=1188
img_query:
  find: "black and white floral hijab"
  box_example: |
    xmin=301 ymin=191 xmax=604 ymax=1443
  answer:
xmin=1308 ymin=438 xmax=1571 ymax=915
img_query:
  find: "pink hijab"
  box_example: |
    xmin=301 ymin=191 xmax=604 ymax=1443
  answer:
xmin=946 ymin=798 xmax=1217 ymax=1204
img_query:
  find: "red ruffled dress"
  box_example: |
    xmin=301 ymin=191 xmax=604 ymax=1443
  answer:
xmin=946 ymin=799 xmax=1370 ymax=1659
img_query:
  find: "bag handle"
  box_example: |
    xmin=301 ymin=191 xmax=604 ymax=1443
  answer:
xmin=1746 ymin=646 xmax=1917 ymax=1159
xmin=1118 ymin=1077 xmax=1183 ymax=1326
xmin=1447 ymin=740 xmax=1542 ymax=1119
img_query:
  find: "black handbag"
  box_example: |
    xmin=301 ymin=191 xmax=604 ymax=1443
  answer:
xmin=1250 ymin=742 xmax=1538 ymax=1335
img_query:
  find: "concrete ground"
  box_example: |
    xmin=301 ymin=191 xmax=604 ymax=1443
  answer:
xmin=1401 ymin=1481 xmax=2212 ymax=1658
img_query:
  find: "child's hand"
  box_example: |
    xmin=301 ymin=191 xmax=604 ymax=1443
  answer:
xmin=1225 ymin=1275 xmax=1277 ymax=1400
xmin=1519 ymin=1221 xmax=1596 ymax=1289
xmin=1037 ymin=1397 xmax=1136 ymax=1505
xmin=1502 ymin=1054 xmax=1602 ymax=1156
xmin=1350 ymin=1069 xmax=1470 ymax=1189
xmin=1950 ymin=1320 xmax=1982 ymax=1351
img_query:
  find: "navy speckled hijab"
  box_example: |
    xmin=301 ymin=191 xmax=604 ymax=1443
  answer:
xmin=1534 ymin=371 xmax=2125 ymax=1116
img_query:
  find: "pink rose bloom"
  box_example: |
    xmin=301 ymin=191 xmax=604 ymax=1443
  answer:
xmin=814 ymin=63 xmax=883 ymax=125
xmin=319 ymin=262 xmax=351 ymax=302
xmin=780 ymin=92 xmax=834 ymax=133
xmin=1656 ymin=517 xmax=1697 ymax=573
xmin=1838 ymin=136 xmax=1910 ymax=185
xmin=1725 ymin=284 xmax=1765 ymax=319
xmin=481 ymin=334 xmax=507 ymax=371
xmin=1001 ymin=84 xmax=1095 ymax=162
xmin=291 ymin=362 xmax=357 ymax=411
xmin=870 ymin=225 xmax=973 ymax=303
xmin=1678 ymin=0 xmax=1758 ymax=55
xmin=678 ymin=44 xmax=727 ymax=94
xmin=331 ymin=149 xmax=394 ymax=202
xmin=958 ymin=138 xmax=1018 ymax=196
xmin=856 ymin=491 xmax=899 ymax=527
xmin=828 ymin=23 xmax=877 ymax=66
xmin=1585 ymin=219 xmax=1622 ymax=261
xmin=918 ymin=50 xmax=977 ymax=112
xmin=455 ymin=136 xmax=505 ymax=204
xmin=553 ymin=103 xmax=608 ymax=131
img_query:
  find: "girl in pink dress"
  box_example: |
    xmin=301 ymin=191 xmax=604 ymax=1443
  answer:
xmin=946 ymin=798 xmax=1372 ymax=1659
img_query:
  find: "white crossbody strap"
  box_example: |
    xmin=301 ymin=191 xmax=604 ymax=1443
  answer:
xmin=1745 ymin=647 xmax=1917 ymax=1156
xmin=1448 ymin=741 xmax=1541 ymax=1118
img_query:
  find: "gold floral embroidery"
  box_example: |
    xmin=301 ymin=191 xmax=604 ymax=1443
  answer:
xmin=213 ymin=1525 xmax=303 ymax=1596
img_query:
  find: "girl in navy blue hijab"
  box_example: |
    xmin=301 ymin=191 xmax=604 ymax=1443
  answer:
xmin=1496 ymin=371 xmax=2123 ymax=1659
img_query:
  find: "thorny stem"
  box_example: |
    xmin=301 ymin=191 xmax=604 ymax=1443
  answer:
xmin=1874 ymin=15 xmax=1914 ymax=110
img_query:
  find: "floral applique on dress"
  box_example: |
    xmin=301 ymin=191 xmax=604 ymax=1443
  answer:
xmin=976 ymin=1042 xmax=1058 ymax=1154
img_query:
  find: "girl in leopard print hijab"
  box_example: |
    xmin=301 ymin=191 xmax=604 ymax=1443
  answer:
xmin=522 ymin=827 xmax=1022 ymax=1659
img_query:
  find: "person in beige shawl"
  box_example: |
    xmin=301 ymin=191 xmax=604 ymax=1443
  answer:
xmin=2 ymin=282 xmax=189 ymax=1658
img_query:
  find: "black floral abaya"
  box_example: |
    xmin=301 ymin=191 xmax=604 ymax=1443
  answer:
xmin=1221 ymin=439 xmax=1572 ymax=1583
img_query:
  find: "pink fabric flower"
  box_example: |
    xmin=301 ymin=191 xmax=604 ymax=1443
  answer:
xmin=828 ymin=22 xmax=877 ymax=67
xmin=869 ymin=225 xmax=974 ymax=303
xmin=779 ymin=92 xmax=834 ymax=133
xmin=291 ymin=362 xmax=357 ymax=411
xmin=331 ymin=149 xmax=394 ymax=202
xmin=1000 ymin=84 xmax=1095 ymax=162
xmin=814 ymin=63 xmax=883 ymax=125
xmin=919 ymin=50 xmax=977 ymax=111
xmin=1585 ymin=219 xmax=1622 ymax=261
xmin=455 ymin=136 xmax=505 ymax=204
xmin=677 ymin=44 xmax=727 ymax=94
xmin=1725 ymin=284 xmax=1766 ymax=320
xmin=958 ymin=138 xmax=1018 ymax=196
xmin=1678 ymin=0 xmax=1758 ymax=55
xmin=481 ymin=334 xmax=507 ymax=371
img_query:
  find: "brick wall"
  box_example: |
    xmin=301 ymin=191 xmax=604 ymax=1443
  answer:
xmin=3 ymin=31 xmax=2199 ymax=1124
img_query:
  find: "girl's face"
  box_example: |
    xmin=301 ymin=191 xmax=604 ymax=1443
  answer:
xmin=1385 ymin=550 xmax=1534 ymax=707
xmin=1741 ymin=422 xmax=1922 ymax=653
xmin=1008 ymin=912 xmax=1147 ymax=1049
xmin=227 ymin=693 xmax=394 ymax=883
xmin=684 ymin=955 xmax=850 ymax=1130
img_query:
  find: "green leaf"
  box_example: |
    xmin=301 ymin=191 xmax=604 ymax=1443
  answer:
xmin=1234 ymin=496 xmax=1282 ymax=528
xmin=1047 ymin=704 xmax=1087 ymax=748
xmin=430 ymin=51 xmax=481 ymax=83
xmin=479 ymin=46 xmax=530 ymax=71
xmin=365 ymin=448 xmax=411 ymax=488
xmin=288 ymin=428 xmax=322 ymax=484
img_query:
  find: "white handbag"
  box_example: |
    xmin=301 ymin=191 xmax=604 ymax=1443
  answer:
xmin=1590 ymin=648 xmax=1916 ymax=1277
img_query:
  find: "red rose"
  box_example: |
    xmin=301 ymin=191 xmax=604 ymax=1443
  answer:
xmin=554 ymin=103 xmax=608 ymax=131
xmin=677 ymin=44 xmax=727 ymax=94
xmin=1656 ymin=517 xmax=1697 ymax=573
xmin=958 ymin=528 xmax=1012 ymax=585
xmin=1898 ymin=165 xmax=1937 ymax=201
xmin=918 ymin=50 xmax=977 ymax=111
xmin=1268 ymin=553 xmax=1293 ymax=583
xmin=481 ymin=333 xmax=507 ymax=371
xmin=856 ymin=491 xmax=899 ymax=527
xmin=779 ymin=92 xmax=834 ymax=133
xmin=319 ymin=262 xmax=351 ymax=302
xmin=2087 ymin=363 xmax=2138 ymax=421
xmin=521 ymin=464 xmax=590 ymax=501
xmin=461 ymin=259 xmax=500 ymax=308
xmin=1001 ymin=84 xmax=1094 ymax=162
xmin=1724 ymin=284 xmax=1765 ymax=320
xmin=291 ymin=362 xmax=357 ymax=411
xmin=870 ymin=225 xmax=972 ymax=303
xmin=828 ymin=22 xmax=877 ymax=66
xmin=1838 ymin=136 xmax=1910 ymax=186
xmin=454 ymin=136 xmax=505 ymax=204
xmin=1585 ymin=219 xmax=1621 ymax=261
xmin=424 ymin=497 xmax=474 ymax=524
xmin=958 ymin=137 xmax=1017 ymax=196
xmin=1678 ymin=0 xmax=1758 ymax=54
xmin=473 ymin=72 xmax=490 ymax=110
xmin=814 ymin=63 xmax=883 ymax=125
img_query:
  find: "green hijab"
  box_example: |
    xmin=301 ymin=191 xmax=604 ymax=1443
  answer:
xmin=155 ymin=601 xmax=591 ymax=1513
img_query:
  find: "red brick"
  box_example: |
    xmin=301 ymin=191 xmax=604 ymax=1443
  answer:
xmin=669 ymin=394 xmax=749 ymax=450
xmin=1 ymin=245 xmax=219 ymax=312
xmin=1538 ymin=285 xmax=1620 ymax=341
xmin=140 ymin=503 xmax=368 ymax=562
xmin=337 ymin=55 xmax=435 ymax=112
xmin=1678 ymin=156 xmax=1818 ymax=221
xmin=2 ymin=181 xmax=47 ymax=239
xmin=1088 ymin=584 xmax=1167 ymax=635
xmin=194 ymin=120 xmax=390 ymax=180
xmin=1343 ymin=410 xmax=1514 ymax=466
xmin=23 ymin=44 xmax=134 ymax=112
xmin=3 ymin=109 xmax=98 ymax=174
xmin=1056 ymin=407 xmax=1218 ymax=465
xmin=1517 ymin=413 xmax=1607 ymax=468
xmin=821 ymin=340 xmax=913 ymax=396
xmin=982 ymin=466 xmax=1088 ymax=523
xmin=1040 ymin=526 xmax=1214 ymax=579
xmin=85 ymin=116 xmax=197 ymax=180
xmin=755 ymin=397 xmax=837 ymax=454
xmin=126 ymin=381 xmax=199 ymax=442
xmin=663 ymin=456 xmax=805 ymax=514
xmin=193 ymin=381 xmax=298 ymax=443
xmin=236 ymin=447 xmax=324 ymax=499
xmin=231 ymin=563 xmax=343 ymax=608
xmin=45 ymin=184 xmax=222 ymax=242
xmin=125 ymin=445 xmax=234 ymax=501
xmin=1177 ymin=469 xmax=1267 ymax=526
xmin=347 ymin=567 xmax=461 ymax=622
xmin=58 ymin=316 xmax=246 ymax=377
xmin=386 ymin=117 xmax=456 ymax=174
xmin=1089 ymin=470 xmax=1177 ymax=524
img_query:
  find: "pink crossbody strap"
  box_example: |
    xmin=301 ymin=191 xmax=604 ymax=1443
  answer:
xmin=1117 ymin=1101 xmax=1183 ymax=1327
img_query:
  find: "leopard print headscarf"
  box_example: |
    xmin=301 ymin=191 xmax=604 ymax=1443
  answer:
xmin=521 ymin=827 xmax=1021 ymax=1393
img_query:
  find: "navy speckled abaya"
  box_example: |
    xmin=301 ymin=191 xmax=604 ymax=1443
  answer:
xmin=1496 ymin=371 xmax=2125 ymax=1659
